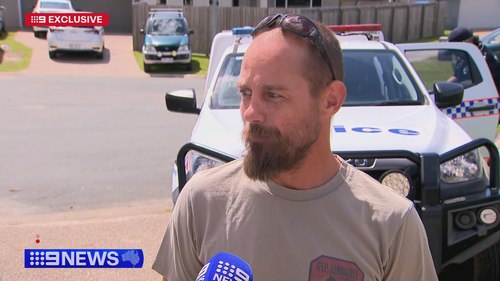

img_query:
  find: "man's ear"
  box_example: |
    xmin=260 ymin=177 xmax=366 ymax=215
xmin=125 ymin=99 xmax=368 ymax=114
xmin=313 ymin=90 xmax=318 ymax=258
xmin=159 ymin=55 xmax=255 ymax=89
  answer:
xmin=322 ymin=80 xmax=346 ymax=116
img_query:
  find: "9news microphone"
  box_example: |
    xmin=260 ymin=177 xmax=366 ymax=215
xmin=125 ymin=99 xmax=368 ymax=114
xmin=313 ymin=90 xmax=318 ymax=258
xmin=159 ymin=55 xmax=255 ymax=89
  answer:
xmin=195 ymin=252 xmax=253 ymax=281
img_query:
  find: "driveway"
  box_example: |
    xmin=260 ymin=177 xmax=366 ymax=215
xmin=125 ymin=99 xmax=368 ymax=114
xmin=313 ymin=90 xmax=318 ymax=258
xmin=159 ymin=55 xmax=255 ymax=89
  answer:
xmin=12 ymin=31 xmax=148 ymax=77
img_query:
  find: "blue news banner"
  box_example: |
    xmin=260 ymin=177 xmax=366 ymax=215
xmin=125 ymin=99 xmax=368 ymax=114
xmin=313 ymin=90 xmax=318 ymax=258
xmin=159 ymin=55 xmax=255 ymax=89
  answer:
xmin=25 ymin=249 xmax=144 ymax=268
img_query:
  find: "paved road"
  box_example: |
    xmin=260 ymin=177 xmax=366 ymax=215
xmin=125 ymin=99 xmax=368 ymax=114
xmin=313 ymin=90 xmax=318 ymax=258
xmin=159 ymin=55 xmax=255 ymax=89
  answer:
xmin=0 ymin=76 xmax=205 ymax=220
xmin=0 ymin=31 xmax=209 ymax=280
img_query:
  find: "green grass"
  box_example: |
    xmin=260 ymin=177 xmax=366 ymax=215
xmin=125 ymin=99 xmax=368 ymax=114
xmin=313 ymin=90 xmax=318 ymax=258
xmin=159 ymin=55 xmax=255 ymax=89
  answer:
xmin=0 ymin=32 xmax=33 ymax=72
xmin=411 ymin=56 xmax=453 ymax=90
xmin=399 ymin=30 xmax=452 ymax=44
xmin=133 ymin=51 xmax=208 ymax=76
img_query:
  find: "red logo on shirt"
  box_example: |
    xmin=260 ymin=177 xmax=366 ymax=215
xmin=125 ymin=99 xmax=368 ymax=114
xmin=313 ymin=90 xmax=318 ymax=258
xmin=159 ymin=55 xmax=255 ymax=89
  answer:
xmin=309 ymin=255 xmax=364 ymax=281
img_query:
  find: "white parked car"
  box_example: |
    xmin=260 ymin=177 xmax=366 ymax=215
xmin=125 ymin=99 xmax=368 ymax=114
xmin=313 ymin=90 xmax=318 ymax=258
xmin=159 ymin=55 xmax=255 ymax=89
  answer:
xmin=165 ymin=24 xmax=500 ymax=280
xmin=47 ymin=25 xmax=105 ymax=59
xmin=31 ymin=0 xmax=76 ymax=38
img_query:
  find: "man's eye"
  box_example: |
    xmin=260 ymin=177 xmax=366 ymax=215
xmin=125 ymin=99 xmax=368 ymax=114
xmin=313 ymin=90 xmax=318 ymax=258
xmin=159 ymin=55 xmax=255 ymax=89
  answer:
xmin=238 ymin=89 xmax=250 ymax=96
xmin=268 ymin=92 xmax=280 ymax=98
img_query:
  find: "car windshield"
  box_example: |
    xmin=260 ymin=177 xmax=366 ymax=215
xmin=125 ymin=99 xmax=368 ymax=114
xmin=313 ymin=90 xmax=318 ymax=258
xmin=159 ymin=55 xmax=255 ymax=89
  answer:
xmin=210 ymin=50 xmax=426 ymax=109
xmin=147 ymin=18 xmax=187 ymax=35
xmin=40 ymin=2 xmax=70 ymax=9
xmin=481 ymin=29 xmax=500 ymax=44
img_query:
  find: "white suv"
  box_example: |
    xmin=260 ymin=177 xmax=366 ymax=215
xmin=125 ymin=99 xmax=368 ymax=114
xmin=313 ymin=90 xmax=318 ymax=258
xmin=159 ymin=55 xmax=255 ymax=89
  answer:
xmin=31 ymin=0 xmax=76 ymax=38
xmin=165 ymin=24 xmax=500 ymax=280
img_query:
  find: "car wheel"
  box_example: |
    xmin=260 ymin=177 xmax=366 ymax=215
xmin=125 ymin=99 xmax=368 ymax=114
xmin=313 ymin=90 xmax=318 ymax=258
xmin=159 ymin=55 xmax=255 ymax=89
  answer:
xmin=185 ymin=62 xmax=192 ymax=71
xmin=34 ymin=31 xmax=39 ymax=38
xmin=472 ymin=241 xmax=500 ymax=281
xmin=440 ymin=240 xmax=500 ymax=281
xmin=49 ymin=51 xmax=57 ymax=59
xmin=96 ymin=51 xmax=103 ymax=60
xmin=144 ymin=62 xmax=151 ymax=73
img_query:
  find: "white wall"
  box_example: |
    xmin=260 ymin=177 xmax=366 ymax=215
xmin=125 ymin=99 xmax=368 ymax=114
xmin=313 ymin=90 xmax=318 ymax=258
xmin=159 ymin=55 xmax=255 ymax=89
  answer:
xmin=193 ymin=0 xmax=210 ymax=6
xmin=219 ymin=0 xmax=232 ymax=7
xmin=458 ymin=0 xmax=500 ymax=29
xmin=168 ymin=0 xmax=184 ymax=5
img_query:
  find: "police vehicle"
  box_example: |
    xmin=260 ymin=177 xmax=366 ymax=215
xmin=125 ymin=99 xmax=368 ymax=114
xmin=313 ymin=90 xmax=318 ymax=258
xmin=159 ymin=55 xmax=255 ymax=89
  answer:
xmin=165 ymin=24 xmax=500 ymax=280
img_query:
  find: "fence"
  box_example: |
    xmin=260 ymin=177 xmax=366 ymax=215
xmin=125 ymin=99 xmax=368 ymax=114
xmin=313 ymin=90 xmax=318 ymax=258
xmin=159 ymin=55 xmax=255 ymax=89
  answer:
xmin=132 ymin=1 xmax=447 ymax=55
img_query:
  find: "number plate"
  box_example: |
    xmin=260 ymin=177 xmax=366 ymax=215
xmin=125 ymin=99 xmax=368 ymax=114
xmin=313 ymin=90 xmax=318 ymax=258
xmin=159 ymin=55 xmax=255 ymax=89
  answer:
xmin=161 ymin=57 xmax=173 ymax=62
xmin=69 ymin=44 xmax=81 ymax=49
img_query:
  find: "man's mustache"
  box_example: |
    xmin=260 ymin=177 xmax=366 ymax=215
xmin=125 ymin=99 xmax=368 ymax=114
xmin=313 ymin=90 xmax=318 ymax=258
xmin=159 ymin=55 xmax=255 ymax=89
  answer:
xmin=244 ymin=123 xmax=281 ymax=139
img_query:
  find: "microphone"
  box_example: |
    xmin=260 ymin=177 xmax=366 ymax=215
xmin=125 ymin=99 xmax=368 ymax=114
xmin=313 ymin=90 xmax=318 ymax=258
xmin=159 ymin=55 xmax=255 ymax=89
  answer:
xmin=195 ymin=252 xmax=253 ymax=281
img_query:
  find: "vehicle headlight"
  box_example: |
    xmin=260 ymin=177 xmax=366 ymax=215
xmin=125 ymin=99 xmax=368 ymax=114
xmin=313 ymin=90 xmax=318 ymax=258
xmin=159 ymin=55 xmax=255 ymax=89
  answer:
xmin=144 ymin=45 xmax=155 ymax=52
xmin=178 ymin=45 xmax=189 ymax=51
xmin=187 ymin=151 xmax=225 ymax=177
xmin=440 ymin=150 xmax=482 ymax=183
xmin=379 ymin=170 xmax=411 ymax=197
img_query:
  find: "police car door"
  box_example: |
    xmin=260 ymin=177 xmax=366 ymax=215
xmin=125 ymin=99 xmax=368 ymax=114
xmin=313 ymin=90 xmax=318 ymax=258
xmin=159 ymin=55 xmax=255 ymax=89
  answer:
xmin=397 ymin=42 xmax=498 ymax=144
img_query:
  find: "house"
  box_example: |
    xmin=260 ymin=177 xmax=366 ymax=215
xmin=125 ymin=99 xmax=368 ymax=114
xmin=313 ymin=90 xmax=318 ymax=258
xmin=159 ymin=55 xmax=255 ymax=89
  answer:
xmin=445 ymin=0 xmax=500 ymax=30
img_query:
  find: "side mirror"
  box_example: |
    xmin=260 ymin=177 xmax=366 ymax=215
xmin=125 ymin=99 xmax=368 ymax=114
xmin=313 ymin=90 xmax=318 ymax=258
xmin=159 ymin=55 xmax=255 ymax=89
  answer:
xmin=140 ymin=29 xmax=145 ymax=34
xmin=431 ymin=82 xmax=464 ymax=109
xmin=189 ymin=29 xmax=194 ymax=35
xmin=165 ymin=89 xmax=200 ymax=114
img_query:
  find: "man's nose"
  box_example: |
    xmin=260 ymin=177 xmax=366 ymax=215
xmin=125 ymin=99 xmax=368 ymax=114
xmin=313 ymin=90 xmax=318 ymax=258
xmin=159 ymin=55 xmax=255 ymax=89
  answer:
xmin=242 ymin=95 xmax=265 ymax=124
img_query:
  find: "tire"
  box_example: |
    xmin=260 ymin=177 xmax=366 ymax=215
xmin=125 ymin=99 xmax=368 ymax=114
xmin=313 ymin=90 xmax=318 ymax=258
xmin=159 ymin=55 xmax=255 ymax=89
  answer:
xmin=144 ymin=62 xmax=151 ymax=73
xmin=34 ymin=31 xmax=39 ymax=38
xmin=96 ymin=51 xmax=103 ymax=60
xmin=49 ymin=51 xmax=57 ymax=59
xmin=185 ymin=62 xmax=192 ymax=71
xmin=473 ymin=241 xmax=500 ymax=281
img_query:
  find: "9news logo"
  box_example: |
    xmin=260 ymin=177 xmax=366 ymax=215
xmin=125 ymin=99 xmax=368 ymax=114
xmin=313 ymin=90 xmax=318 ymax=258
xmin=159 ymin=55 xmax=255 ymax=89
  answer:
xmin=24 ymin=249 xmax=144 ymax=268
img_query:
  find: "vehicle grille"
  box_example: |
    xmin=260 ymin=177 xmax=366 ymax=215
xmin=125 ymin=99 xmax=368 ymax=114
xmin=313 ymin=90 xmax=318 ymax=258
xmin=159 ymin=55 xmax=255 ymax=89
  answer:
xmin=145 ymin=55 xmax=190 ymax=61
xmin=155 ymin=46 xmax=179 ymax=52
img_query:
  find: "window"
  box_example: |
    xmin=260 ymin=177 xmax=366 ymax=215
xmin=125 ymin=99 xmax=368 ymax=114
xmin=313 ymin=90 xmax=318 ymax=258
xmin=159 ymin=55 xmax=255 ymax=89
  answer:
xmin=480 ymin=30 xmax=500 ymax=44
xmin=40 ymin=2 xmax=70 ymax=9
xmin=210 ymin=54 xmax=244 ymax=109
xmin=209 ymin=50 xmax=426 ymax=110
xmin=147 ymin=18 xmax=187 ymax=35
xmin=406 ymin=49 xmax=482 ymax=90
xmin=342 ymin=50 xmax=424 ymax=106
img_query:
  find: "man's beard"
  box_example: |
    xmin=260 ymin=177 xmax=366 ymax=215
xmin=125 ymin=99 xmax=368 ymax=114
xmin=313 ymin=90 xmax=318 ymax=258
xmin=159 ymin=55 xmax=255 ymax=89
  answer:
xmin=241 ymin=118 xmax=321 ymax=181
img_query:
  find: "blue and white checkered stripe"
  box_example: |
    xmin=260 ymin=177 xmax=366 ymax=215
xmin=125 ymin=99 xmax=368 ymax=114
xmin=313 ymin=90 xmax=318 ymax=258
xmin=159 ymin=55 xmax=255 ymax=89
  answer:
xmin=442 ymin=98 xmax=500 ymax=119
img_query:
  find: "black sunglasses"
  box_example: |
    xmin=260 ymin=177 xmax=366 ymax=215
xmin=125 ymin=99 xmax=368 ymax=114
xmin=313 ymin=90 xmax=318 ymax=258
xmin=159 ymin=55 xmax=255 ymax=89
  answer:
xmin=251 ymin=13 xmax=336 ymax=81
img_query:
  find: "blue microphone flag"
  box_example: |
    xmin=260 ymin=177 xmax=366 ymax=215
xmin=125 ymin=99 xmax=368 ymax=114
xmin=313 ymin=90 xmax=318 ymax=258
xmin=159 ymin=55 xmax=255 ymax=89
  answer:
xmin=196 ymin=252 xmax=253 ymax=281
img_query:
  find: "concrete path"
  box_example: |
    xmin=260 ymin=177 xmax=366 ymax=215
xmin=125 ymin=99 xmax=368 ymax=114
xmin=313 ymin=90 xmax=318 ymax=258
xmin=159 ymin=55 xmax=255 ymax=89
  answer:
xmin=12 ymin=31 xmax=148 ymax=78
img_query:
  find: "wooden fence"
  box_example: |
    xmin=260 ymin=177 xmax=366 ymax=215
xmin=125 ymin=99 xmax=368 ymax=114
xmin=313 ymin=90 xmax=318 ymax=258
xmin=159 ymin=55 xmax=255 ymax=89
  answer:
xmin=132 ymin=1 xmax=446 ymax=55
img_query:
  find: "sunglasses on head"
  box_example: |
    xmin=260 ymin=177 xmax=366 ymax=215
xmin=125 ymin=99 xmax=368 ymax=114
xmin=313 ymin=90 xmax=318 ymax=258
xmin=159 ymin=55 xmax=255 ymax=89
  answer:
xmin=251 ymin=13 xmax=336 ymax=81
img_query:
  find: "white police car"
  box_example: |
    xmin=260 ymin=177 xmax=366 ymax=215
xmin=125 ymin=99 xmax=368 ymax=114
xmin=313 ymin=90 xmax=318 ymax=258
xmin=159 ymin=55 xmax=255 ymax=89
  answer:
xmin=165 ymin=24 xmax=500 ymax=280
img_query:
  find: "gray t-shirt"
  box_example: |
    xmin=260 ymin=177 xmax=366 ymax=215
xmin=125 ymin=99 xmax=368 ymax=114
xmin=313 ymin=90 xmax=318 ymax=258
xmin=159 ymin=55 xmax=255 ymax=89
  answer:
xmin=153 ymin=157 xmax=438 ymax=281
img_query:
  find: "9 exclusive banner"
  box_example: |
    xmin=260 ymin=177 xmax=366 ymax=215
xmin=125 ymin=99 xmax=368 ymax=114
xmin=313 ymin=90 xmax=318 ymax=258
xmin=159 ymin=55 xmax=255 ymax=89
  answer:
xmin=24 ymin=13 xmax=109 ymax=27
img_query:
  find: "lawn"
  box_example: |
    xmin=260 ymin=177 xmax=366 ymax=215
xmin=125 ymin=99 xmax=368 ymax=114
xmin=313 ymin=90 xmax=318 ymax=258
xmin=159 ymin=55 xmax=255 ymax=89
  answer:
xmin=133 ymin=51 xmax=208 ymax=76
xmin=410 ymin=56 xmax=453 ymax=90
xmin=0 ymin=32 xmax=33 ymax=72
xmin=399 ymin=30 xmax=451 ymax=44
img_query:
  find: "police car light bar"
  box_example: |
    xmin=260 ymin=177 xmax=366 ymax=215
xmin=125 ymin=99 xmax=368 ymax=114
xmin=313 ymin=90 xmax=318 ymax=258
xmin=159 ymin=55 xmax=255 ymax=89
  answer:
xmin=232 ymin=27 xmax=254 ymax=35
xmin=327 ymin=24 xmax=382 ymax=33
